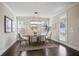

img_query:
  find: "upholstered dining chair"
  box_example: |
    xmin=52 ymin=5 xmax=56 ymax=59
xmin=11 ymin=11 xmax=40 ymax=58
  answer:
xmin=18 ymin=33 xmax=28 ymax=46
xmin=46 ymin=31 xmax=52 ymax=39
xmin=30 ymin=35 xmax=38 ymax=45
xmin=30 ymin=35 xmax=37 ymax=42
xmin=45 ymin=31 xmax=52 ymax=43
xmin=40 ymin=35 xmax=46 ymax=43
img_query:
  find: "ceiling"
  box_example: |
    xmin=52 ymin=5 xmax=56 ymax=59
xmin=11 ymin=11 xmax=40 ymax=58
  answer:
xmin=5 ymin=2 xmax=76 ymax=17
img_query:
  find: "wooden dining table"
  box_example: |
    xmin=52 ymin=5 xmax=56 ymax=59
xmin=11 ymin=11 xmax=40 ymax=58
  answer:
xmin=22 ymin=35 xmax=46 ymax=45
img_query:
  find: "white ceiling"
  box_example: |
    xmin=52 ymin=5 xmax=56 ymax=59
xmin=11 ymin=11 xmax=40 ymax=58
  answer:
xmin=5 ymin=2 xmax=75 ymax=17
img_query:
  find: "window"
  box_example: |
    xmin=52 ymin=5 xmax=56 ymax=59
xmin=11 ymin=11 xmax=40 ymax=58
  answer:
xmin=30 ymin=19 xmax=49 ymax=35
xmin=59 ymin=13 xmax=67 ymax=41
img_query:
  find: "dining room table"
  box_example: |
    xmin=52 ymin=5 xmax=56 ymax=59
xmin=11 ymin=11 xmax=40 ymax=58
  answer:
xmin=22 ymin=34 xmax=46 ymax=46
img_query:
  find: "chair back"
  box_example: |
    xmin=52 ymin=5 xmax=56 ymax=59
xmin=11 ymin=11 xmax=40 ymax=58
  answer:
xmin=40 ymin=35 xmax=46 ymax=42
xmin=30 ymin=35 xmax=37 ymax=43
xmin=46 ymin=31 xmax=52 ymax=39
xmin=18 ymin=33 xmax=22 ymax=40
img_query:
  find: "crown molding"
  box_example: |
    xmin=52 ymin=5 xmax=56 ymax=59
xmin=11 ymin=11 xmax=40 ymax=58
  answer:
xmin=1 ymin=2 xmax=15 ymax=15
xmin=51 ymin=3 xmax=79 ymax=18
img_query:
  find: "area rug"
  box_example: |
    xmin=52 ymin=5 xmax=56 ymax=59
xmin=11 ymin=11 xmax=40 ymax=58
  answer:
xmin=15 ymin=41 xmax=58 ymax=52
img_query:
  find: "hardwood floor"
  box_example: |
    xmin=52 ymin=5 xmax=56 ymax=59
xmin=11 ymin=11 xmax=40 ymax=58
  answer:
xmin=2 ymin=40 xmax=79 ymax=56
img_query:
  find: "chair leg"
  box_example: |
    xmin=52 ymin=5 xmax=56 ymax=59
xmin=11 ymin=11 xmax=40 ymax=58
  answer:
xmin=19 ymin=41 xmax=21 ymax=47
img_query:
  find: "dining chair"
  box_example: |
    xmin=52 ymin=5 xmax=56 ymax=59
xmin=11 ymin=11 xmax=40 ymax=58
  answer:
xmin=45 ymin=31 xmax=52 ymax=43
xmin=39 ymin=35 xmax=46 ymax=44
xmin=46 ymin=31 xmax=52 ymax=39
xmin=18 ymin=33 xmax=28 ymax=46
xmin=30 ymin=35 xmax=38 ymax=45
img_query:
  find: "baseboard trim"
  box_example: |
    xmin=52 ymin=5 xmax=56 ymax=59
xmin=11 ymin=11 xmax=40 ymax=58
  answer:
xmin=64 ymin=43 xmax=79 ymax=51
xmin=1 ymin=40 xmax=17 ymax=56
xmin=52 ymin=39 xmax=79 ymax=51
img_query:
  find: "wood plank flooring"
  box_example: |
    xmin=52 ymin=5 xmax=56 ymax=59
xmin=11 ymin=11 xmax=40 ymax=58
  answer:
xmin=2 ymin=40 xmax=79 ymax=56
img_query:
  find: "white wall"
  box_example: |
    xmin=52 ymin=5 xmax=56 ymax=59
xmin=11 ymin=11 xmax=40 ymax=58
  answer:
xmin=51 ymin=3 xmax=79 ymax=51
xmin=0 ymin=3 xmax=17 ymax=55
xmin=67 ymin=4 xmax=79 ymax=50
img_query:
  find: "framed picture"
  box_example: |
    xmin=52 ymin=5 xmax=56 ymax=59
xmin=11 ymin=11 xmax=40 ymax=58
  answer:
xmin=4 ymin=16 xmax=13 ymax=33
